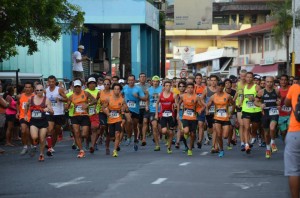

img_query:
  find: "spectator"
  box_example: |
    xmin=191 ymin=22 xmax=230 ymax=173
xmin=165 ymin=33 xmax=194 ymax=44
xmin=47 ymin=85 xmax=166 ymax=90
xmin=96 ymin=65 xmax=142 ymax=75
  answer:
xmin=4 ymin=86 xmax=17 ymax=146
xmin=72 ymin=45 xmax=89 ymax=82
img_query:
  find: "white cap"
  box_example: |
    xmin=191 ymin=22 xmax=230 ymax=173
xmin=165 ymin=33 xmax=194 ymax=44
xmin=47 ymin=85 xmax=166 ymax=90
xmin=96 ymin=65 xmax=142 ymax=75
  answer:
xmin=73 ymin=80 xmax=82 ymax=86
xmin=87 ymin=77 xmax=96 ymax=83
xmin=78 ymin=45 xmax=84 ymax=50
xmin=118 ymin=79 xmax=125 ymax=83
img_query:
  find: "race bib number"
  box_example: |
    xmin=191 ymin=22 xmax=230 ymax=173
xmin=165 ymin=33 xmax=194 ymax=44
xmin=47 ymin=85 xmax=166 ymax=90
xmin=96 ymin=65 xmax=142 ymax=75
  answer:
xmin=75 ymin=105 xmax=84 ymax=113
xmin=162 ymin=110 xmax=172 ymax=117
xmin=22 ymin=102 xmax=27 ymax=110
xmin=32 ymin=110 xmax=42 ymax=118
xmin=239 ymin=94 xmax=243 ymax=100
xmin=127 ymin=101 xmax=136 ymax=108
xmin=197 ymin=93 xmax=202 ymax=97
xmin=247 ymin=101 xmax=255 ymax=108
xmin=110 ymin=110 xmax=119 ymax=118
xmin=281 ymin=105 xmax=291 ymax=112
xmin=51 ymin=101 xmax=57 ymax=107
xmin=139 ymin=100 xmax=146 ymax=107
xmin=209 ymin=105 xmax=215 ymax=113
xmin=152 ymin=100 xmax=157 ymax=108
xmin=184 ymin=109 xmax=194 ymax=117
xmin=216 ymin=109 xmax=227 ymax=118
xmin=88 ymin=106 xmax=95 ymax=115
xmin=269 ymin=107 xmax=279 ymax=116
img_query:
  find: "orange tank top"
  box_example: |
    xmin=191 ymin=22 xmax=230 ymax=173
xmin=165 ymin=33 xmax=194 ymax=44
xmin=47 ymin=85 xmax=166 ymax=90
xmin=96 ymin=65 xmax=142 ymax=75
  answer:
xmin=99 ymin=90 xmax=112 ymax=112
xmin=213 ymin=92 xmax=230 ymax=121
xmin=107 ymin=96 xmax=124 ymax=124
xmin=195 ymin=85 xmax=205 ymax=113
xmin=182 ymin=93 xmax=197 ymax=120
xmin=72 ymin=90 xmax=88 ymax=116
xmin=19 ymin=93 xmax=35 ymax=120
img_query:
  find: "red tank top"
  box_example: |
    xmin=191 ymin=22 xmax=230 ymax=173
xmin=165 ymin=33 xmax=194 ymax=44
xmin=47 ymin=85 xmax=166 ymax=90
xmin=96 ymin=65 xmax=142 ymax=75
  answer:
xmin=30 ymin=96 xmax=47 ymax=119
xmin=279 ymin=87 xmax=291 ymax=116
xmin=159 ymin=92 xmax=175 ymax=118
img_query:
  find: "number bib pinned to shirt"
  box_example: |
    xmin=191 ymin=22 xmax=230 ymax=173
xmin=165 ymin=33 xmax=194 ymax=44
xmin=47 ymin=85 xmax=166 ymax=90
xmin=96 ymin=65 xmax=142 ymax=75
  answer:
xmin=269 ymin=107 xmax=279 ymax=116
xmin=22 ymin=102 xmax=27 ymax=110
xmin=216 ymin=109 xmax=227 ymax=118
xmin=110 ymin=110 xmax=119 ymax=118
xmin=32 ymin=110 xmax=42 ymax=118
xmin=281 ymin=105 xmax=291 ymax=112
xmin=247 ymin=101 xmax=255 ymax=108
xmin=127 ymin=101 xmax=136 ymax=108
xmin=75 ymin=105 xmax=84 ymax=113
xmin=139 ymin=100 xmax=146 ymax=108
xmin=184 ymin=109 xmax=195 ymax=117
xmin=88 ymin=106 xmax=96 ymax=115
xmin=162 ymin=110 xmax=172 ymax=117
xmin=209 ymin=105 xmax=215 ymax=113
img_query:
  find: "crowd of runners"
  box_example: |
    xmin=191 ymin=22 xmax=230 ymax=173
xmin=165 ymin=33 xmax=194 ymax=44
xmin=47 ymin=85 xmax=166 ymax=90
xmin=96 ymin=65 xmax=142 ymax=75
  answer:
xmin=0 ymin=72 xmax=299 ymax=162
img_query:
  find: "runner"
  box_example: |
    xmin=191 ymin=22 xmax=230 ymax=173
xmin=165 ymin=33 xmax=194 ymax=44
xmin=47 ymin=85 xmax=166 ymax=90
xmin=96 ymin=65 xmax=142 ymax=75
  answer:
xmin=241 ymin=72 xmax=261 ymax=154
xmin=178 ymin=83 xmax=202 ymax=156
xmin=207 ymin=81 xmax=235 ymax=157
xmin=45 ymin=75 xmax=68 ymax=156
xmin=85 ymin=77 xmax=100 ymax=153
xmin=25 ymin=84 xmax=53 ymax=161
xmin=136 ymin=73 xmax=150 ymax=146
xmin=278 ymin=74 xmax=291 ymax=141
xmin=233 ymin=69 xmax=247 ymax=151
xmin=145 ymin=76 xmax=163 ymax=151
xmin=122 ymin=74 xmax=146 ymax=151
xmin=194 ymin=73 xmax=206 ymax=149
xmin=103 ymin=83 xmax=128 ymax=157
xmin=155 ymin=81 xmax=176 ymax=154
xmin=254 ymin=76 xmax=281 ymax=158
xmin=66 ymin=79 xmax=97 ymax=158
xmin=17 ymin=81 xmax=35 ymax=155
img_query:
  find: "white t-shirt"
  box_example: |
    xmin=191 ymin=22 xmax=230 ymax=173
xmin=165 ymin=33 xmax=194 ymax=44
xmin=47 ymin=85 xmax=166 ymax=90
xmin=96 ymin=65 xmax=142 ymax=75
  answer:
xmin=72 ymin=51 xmax=83 ymax=71
xmin=97 ymin=85 xmax=104 ymax=91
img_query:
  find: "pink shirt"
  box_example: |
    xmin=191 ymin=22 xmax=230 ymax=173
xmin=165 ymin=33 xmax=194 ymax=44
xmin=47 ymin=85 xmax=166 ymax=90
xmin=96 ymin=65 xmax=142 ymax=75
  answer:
xmin=5 ymin=95 xmax=17 ymax=115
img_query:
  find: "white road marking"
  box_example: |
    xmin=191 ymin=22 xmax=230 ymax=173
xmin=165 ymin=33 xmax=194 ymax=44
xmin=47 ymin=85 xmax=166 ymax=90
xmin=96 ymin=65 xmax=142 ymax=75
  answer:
xmin=200 ymin=152 xmax=208 ymax=155
xmin=179 ymin=162 xmax=191 ymax=166
xmin=151 ymin=178 xmax=167 ymax=185
xmin=49 ymin=177 xmax=92 ymax=188
xmin=225 ymin=182 xmax=270 ymax=190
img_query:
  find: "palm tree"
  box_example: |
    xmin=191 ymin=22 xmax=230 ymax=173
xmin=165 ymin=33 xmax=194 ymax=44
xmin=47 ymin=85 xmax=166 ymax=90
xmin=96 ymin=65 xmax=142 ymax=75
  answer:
xmin=269 ymin=0 xmax=300 ymax=75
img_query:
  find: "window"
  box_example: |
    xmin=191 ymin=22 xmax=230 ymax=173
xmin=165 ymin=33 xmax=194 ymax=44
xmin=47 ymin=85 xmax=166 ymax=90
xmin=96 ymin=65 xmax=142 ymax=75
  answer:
xmin=213 ymin=15 xmax=229 ymax=24
xmin=252 ymin=38 xmax=257 ymax=53
xmin=264 ymin=35 xmax=270 ymax=51
xmin=251 ymin=15 xmax=257 ymax=24
xmin=271 ymin=35 xmax=276 ymax=50
xmin=239 ymin=14 xmax=244 ymax=24
xmin=258 ymin=37 xmax=263 ymax=52
xmin=246 ymin=39 xmax=250 ymax=54
xmin=239 ymin=40 xmax=245 ymax=55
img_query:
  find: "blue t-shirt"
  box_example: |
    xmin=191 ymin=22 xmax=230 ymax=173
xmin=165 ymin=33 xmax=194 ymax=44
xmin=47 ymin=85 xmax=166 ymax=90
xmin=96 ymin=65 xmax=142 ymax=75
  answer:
xmin=122 ymin=85 xmax=145 ymax=114
xmin=148 ymin=86 xmax=163 ymax=113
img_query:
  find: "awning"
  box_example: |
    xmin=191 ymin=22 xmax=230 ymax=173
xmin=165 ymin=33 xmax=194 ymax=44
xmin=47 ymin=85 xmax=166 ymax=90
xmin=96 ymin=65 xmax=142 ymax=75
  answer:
xmin=189 ymin=48 xmax=237 ymax=65
xmin=251 ymin=63 xmax=278 ymax=76
xmin=209 ymin=58 xmax=232 ymax=76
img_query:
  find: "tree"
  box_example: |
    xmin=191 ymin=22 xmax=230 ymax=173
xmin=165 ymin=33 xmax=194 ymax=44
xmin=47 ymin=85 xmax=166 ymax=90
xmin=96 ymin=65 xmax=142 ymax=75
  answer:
xmin=269 ymin=0 xmax=300 ymax=75
xmin=0 ymin=0 xmax=85 ymax=61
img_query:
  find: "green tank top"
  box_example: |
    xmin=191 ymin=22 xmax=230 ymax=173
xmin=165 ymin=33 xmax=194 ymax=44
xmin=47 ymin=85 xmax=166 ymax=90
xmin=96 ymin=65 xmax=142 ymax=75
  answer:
xmin=66 ymin=91 xmax=74 ymax=117
xmin=85 ymin=89 xmax=100 ymax=114
xmin=236 ymin=82 xmax=245 ymax=106
xmin=242 ymin=84 xmax=261 ymax=113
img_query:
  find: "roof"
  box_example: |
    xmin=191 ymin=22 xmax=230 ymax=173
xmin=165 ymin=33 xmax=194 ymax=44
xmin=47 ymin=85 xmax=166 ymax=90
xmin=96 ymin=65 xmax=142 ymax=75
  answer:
xmin=251 ymin=63 xmax=278 ymax=74
xmin=189 ymin=48 xmax=237 ymax=64
xmin=224 ymin=21 xmax=277 ymax=38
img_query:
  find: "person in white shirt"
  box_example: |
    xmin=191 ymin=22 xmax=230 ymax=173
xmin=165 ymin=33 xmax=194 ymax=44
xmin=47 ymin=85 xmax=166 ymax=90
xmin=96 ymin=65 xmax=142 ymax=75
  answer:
xmin=72 ymin=45 xmax=89 ymax=81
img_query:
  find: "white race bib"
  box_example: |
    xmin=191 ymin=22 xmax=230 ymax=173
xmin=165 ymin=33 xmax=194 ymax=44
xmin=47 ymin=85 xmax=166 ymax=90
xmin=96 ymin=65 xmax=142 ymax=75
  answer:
xmin=281 ymin=105 xmax=291 ymax=112
xmin=110 ymin=111 xmax=119 ymax=118
xmin=269 ymin=107 xmax=279 ymax=116
xmin=127 ymin=101 xmax=136 ymax=108
xmin=22 ymin=102 xmax=27 ymax=110
xmin=162 ymin=110 xmax=172 ymax=117
xmin=152 ymin=100 xmax=157 ymax=108
xmin=247 ymin=101 xmax=255 ymax=108
xmin=139 ymin=100 xmax=146 ymax=107
xmin=75 ymin=105 xmax=84 ymax=113
xmin=184 ymin=109 xmax=194 ymax=117
xmin=209 ymin=105 xmax=215 ymax=113
xmin=32 ymin=110 xmax=42 ymax=118
xmin=216 ymin=109 xmax=227 ymax=118
xmin=51 ymin=101 xmax=57 ymax=107
xmin=88 ymin=106 xmax=96 ymax=115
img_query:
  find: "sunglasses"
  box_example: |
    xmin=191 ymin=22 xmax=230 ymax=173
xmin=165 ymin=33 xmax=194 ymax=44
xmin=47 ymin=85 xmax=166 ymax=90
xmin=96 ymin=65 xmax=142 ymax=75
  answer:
xmin=104 ymin=83 xmax=110 ymax=86
xmin=74 ymin=86 xmax=81 ymax=88
xmin=179 ymin=86 xmax=185 ymax=88
xmin=36 ymin=89 xmax=43 ymax=92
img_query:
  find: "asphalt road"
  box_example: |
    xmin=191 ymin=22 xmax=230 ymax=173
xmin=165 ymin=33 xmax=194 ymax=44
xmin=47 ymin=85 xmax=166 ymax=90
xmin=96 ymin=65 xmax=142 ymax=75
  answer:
xmin=0 ymin=132 xmax=289 ymax=198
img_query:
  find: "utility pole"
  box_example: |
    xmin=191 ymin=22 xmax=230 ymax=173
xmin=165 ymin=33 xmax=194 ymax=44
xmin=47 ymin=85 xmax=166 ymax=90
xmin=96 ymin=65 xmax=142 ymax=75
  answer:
xmin=292 ymin=0 xmax=296 ymax=76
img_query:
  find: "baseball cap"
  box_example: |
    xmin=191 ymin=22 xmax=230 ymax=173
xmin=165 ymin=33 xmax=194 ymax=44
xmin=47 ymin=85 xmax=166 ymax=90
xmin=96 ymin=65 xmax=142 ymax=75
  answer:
xmin=118 ymin=79 xmax=125 ymax=83
xmin=87 ymin=77 xmax=96 ymax=84
xmin=152 ymin=75 xmax=160 ymax=81
xmin=254 ymin=74 xmax=261 ymax=80
xmin=74 ymin=80 xmax=82 ymax=87
xmin=78 ymin=45 xmax=84 ymax=50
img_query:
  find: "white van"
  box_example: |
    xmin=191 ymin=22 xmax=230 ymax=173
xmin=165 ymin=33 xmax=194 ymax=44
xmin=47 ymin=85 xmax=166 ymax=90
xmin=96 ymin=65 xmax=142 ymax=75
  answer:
xmin=0 ymin=72 xmax=45 ymax=89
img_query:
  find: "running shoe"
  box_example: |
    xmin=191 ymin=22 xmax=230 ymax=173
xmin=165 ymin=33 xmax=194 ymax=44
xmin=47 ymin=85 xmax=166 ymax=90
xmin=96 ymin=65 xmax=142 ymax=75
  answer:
xmin=48 ymin=147 xmax=55 ymax=153
xmin=89 ymin=147 xmax=95 ymax=154
xmin=154 ymin=146 xmax=161 ymax=151
xmin=46 ymin=148 xmax=54 ymax=157
xmin=245 ymin=145 xmax=251 ymax=154
xmin=187 ymin=149 xmax=193 ymax=156
xmin=260 ymin=142 xmax=266 ymax=147
xmin=241 ymin=144 xmax=245 ymax=152
xmin=218 ymin=150 xmax=224 ymax=157
xmin=38 ymin=154 xmax=44 ymax=162
xmin=230 ymin=139 xmax=237 ymax=146
xmin=197 ymin=142 xmax=202 ymax=149
xmin=77 ymin=150 xmax=85 ymax=158
xmin=175 ymin=142 xmax=180 ymax=149
xmin=265 ymin=150 xmax=271 ymax=159
xmin=211 ymin=147 xmax=219 ymax=154
xmin=167 ymin=148 xmax=172 ymax=154
xmin=249 ymin=143 xmax=254 ymax=148
xmin=29 ymin=146 xmax=37 ymax=157
xmin=125 ymin=138 xmax=131 ymax=146
xmin=106 ymin=148 xmax=110 ymax=155
xmin=20 ymin=147 xmax=28 ymax=155
xmin=72 ymin=144 xmax=77 ymax=150
xmin=134 ymin=143 xmax=138 ymax=151
xmin=141 ymin=141 xmax=146 ymax=146
xmin=183 ymin=146 xmax=188 ymax=153
xmin=271 ymin=144 xmax=278 ymax=152
xmin=227 ymin=144 xmax=232 ymax=150
xmin=117 ymin=146 xmax=121 ymax=151
xmin=112 ymin=150 xmax=118 ymax=157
